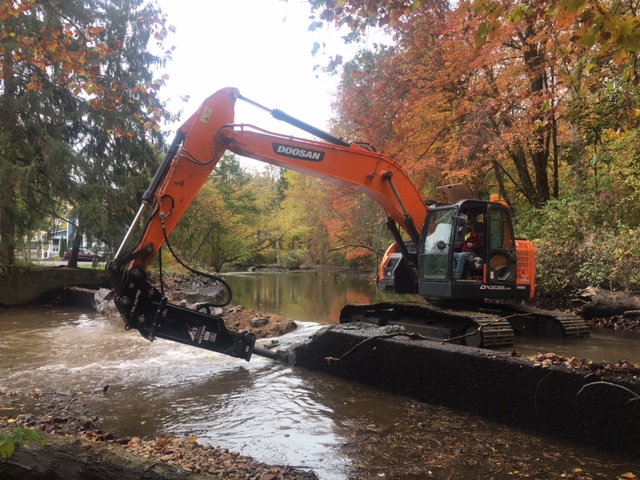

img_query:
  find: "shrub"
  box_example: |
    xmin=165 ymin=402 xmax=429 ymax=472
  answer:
xmin=518 ymin=194 xmax=640 ymax=296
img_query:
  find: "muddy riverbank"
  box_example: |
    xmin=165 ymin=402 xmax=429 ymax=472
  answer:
xmin=3 ymin=386 xmax=639 ymax=480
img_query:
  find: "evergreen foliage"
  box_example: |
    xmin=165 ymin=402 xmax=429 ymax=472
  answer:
xmin=0 ymin=0 xmax=170 ymax=265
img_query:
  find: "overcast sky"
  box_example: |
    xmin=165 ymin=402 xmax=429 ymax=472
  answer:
xmin=156 ymin=0 xmax=348 ymax=138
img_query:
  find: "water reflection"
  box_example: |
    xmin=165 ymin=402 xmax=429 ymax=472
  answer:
xmin=224 ymin=271 xmax=417 ymax=324
xmin=158 ymin=366 xmax=349 ymax=469
xmin=507 ymin=328 xmax=640 ymax=364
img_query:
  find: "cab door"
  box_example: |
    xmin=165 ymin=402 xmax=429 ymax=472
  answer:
xmin=419 ymin=207 xmax=456 ymax=281
xmin=486 ymin=205 xmax=518 ymax=284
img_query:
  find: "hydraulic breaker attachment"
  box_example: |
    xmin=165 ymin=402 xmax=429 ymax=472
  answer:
xmin=111 ymin=265 xmax=256 ymax=361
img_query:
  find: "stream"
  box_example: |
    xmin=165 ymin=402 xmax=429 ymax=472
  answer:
xmin=1 ymin=270 xmax=640 ymax=478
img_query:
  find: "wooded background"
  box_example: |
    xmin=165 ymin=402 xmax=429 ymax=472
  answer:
xmin=1 ymin=0 xmax=639 ymax=295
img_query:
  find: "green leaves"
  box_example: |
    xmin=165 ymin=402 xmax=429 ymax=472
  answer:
xmin=0 ymin=434 xmax=15 ymax=459
xmin=558 ymin=0 xmax=587 ymax=14
xmin=0 ymin=428 xmax=46 ymax=459
xmin=505 ymin=3 xmax=534 ymax=22
xmin=474 ymin=20 xmax=495 ymax=46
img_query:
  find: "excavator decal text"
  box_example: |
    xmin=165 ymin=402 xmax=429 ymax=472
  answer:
xmin=480 ymin=285 xmax=512 ymax=291
xmin=200 ymin=107 xmax=213 ymax=123
xmin=273 ymin=143 xmax=324 ymax=162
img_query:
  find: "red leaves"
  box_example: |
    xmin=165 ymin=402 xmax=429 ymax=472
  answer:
xmin=87 ymin=26 xmax=106 ymax=36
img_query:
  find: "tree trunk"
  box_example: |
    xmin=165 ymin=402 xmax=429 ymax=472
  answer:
xmin=576 ymin=286 xmax=640 ymax=319
xmin=0 ymin=200 xmax=16 ymax=264
xmin=66 ymin=223 xmax=85 ymax=268
xmin=0 ymin=432 xmax=207 ymax=480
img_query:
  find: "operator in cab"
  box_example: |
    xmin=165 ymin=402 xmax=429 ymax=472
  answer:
xmin=453 ymin=219 xmax=483 ymax=280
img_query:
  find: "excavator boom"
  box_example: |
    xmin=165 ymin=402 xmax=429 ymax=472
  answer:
xmin=114 ymin=88 xmax=237 ymax=271
xmin=222 ymin=126 xmax=427 ymax=240
xmin=109 ymin=87 xmax=428 ymax=360
xmin=115 ymin=88 xmax=426 ymax=271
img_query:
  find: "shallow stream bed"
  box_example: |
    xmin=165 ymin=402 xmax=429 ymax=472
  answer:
xmin=2 ymin=271 xmax=640 ymax=478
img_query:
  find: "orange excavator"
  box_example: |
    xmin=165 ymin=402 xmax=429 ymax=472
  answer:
xmin=109 ymin=87 xmax=588 ymax=359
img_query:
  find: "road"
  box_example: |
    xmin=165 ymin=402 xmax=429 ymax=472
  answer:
xmin=34 ymin=259 xmax=107 ymax=268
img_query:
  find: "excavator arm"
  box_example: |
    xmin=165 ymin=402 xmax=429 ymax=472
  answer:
xmin=222 ymin=126 xmax=426 ymax=240
xmin=109 ymin=87 xmax=428 ymax=360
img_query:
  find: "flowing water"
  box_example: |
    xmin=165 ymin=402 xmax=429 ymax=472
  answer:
xmin=2 ymin=271 xmax=640 ymax=478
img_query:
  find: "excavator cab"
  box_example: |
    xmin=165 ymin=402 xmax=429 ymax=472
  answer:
xmin=417 ymin=199 xmax=531 ymax=301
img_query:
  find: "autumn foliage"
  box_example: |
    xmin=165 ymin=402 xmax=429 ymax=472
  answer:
xmin=169 ymin=0 xmax=640 ymax=278
xmin=0 ymin=0 xmax=174 ymax=264
xmin=313 ymin=0 xmax=640 ymax=207
xmin=0 ymin=0 xmax=170 ymax=135
xmin=301 ymin=0 xmax=640 ymax=290
xmin=1 ymin=0 xmax=639 ymax=295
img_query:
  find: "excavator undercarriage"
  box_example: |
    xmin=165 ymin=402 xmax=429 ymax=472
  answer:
xmin=476 ymin=302 xmax=591 ymax=339
xmin=339 ymin=301 xmax=589 ymax=349
xmin=339 ymin=302 xmax=515 ymax=348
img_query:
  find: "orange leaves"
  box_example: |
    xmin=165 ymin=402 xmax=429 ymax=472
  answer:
xmin=528 ymin=352 xmax=593 ymax=369
xmin=472 ymin=0 xmax=640 ymax=68
xmin=345 ymin=247 xmax=371 ymax=261
xmin=0 ymin=0 xmax=34 ymax=21
xmin=554 ymin=9 xmax=576 ymax=31
xmin=87 ymin=26 xmax=106 ymax=36
xmin=87 ymin=65 xmax=101 ymax=77
xmin=0 ymin=0 xmax=170 ymax=136
xmin=326 ymin=218 xmax=347 ymax=239
xmin=106 ymin=129 xmax=138 ymax=139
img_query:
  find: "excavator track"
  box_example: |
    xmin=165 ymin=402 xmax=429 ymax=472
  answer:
xmin=478 ymin=303 xmax=590 ymax=338
xmin=339 ymin=302 xmax=515 ymax=348
xmin=552 ymin=313 xmax=591 ymax=337
xmin=471 ymin=316 xmax=516 ymax=348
